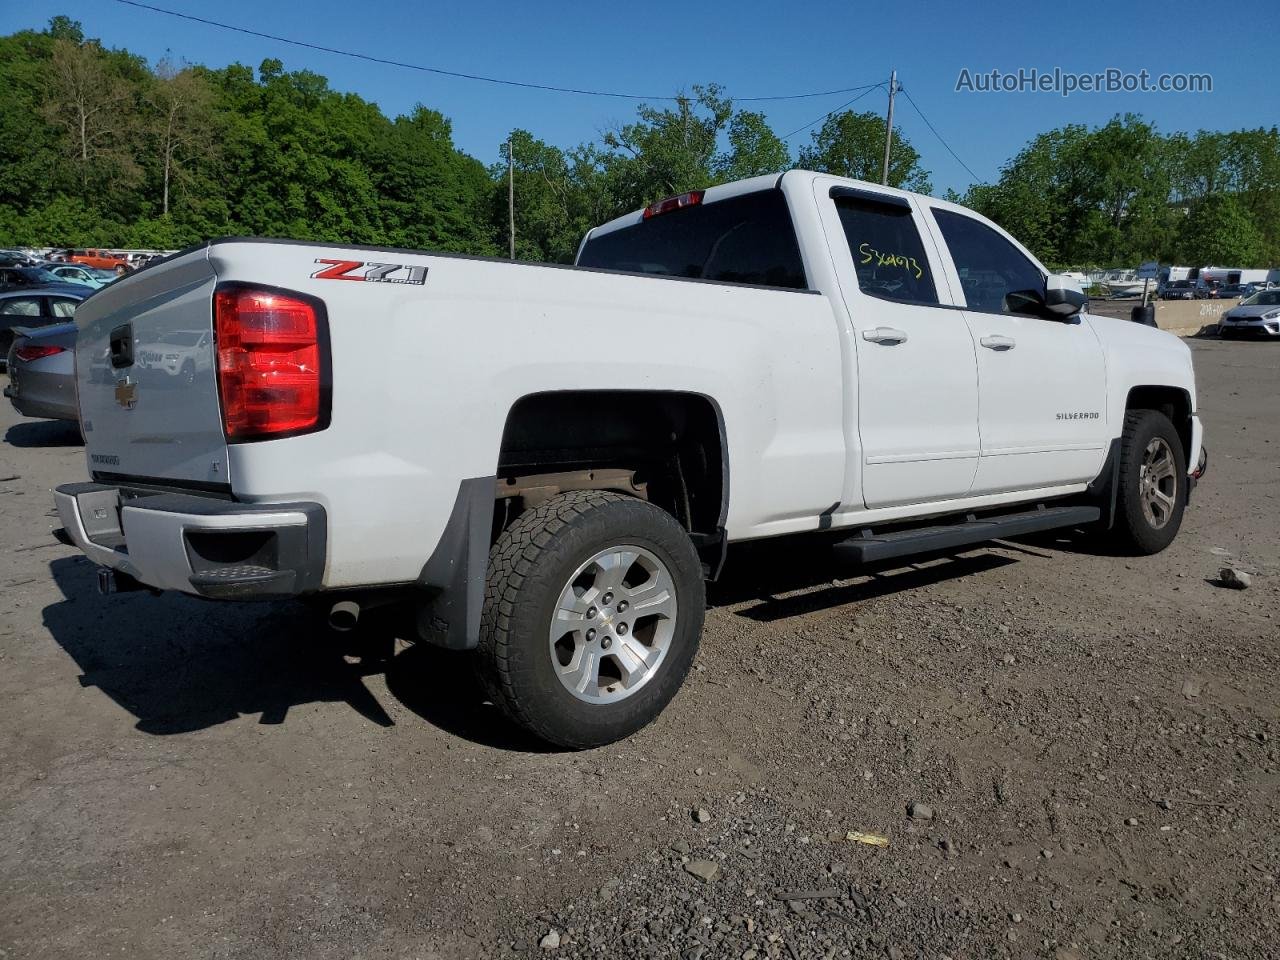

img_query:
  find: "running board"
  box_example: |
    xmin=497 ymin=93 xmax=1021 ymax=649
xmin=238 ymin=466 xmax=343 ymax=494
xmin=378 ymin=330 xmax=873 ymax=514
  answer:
xmin=833 ymin=505 xmax=1100 ymax=564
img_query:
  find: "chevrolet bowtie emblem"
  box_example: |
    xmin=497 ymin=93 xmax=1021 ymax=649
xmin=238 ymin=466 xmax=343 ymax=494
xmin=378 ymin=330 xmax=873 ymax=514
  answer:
xmin=114 ymin=377 xmax=137 ymax=409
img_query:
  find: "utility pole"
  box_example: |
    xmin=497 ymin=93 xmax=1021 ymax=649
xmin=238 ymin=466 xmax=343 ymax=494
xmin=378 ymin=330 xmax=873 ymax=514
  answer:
xmin=881 ymin=69 xmax=897 ymax=186
xmin=506 ymin=140 xmax=516 ymax=260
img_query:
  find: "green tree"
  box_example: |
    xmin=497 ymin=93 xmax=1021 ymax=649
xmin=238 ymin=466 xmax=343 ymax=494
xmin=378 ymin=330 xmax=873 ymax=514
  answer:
xmin=1177 ymin=195 xmax=1264 ymax=266
xmin=491 ymin=130 xmax=615 ymax=262
xmin=715 ymin=111 xmax=790 ymax=181
xmin=144 ymin=60 xmax=218 ymax=218
xmin=797 ymin=110 xmax=931 ymax=192
xmin=42 ymin=37 xmax=145 ymax=195
xmin=602 ymin=84 xmax=733 ymax=206
xmin=0 ymin=26 xmax=64 ymax=217
xmin=968 ymin=116 xmax=1179 ymax=268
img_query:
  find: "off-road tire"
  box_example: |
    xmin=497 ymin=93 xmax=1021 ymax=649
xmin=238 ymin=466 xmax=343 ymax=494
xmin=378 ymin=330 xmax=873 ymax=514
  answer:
xmin=475 ymin=490 xmax=704 ymax=749
xmin=1111 ymin=409 xmax=1186 ymax=554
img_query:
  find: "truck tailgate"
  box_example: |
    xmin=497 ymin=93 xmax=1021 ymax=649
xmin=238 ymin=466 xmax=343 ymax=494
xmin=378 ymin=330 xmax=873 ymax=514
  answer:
xmin=75 ymin=247 xmax=230 ymax=486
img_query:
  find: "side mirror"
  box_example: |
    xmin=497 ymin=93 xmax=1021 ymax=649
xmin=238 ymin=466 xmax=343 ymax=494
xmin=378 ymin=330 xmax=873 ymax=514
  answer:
xmin=1044 ymin=274 xmax=1087 ymax=317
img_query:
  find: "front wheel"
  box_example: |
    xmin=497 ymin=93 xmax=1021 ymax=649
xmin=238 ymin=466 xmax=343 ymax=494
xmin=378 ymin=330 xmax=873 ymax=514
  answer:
xmin=476 ymin=490 xmax=704 ymax=749
xmin=1110 ymin=409 xmax=1187 ymax=554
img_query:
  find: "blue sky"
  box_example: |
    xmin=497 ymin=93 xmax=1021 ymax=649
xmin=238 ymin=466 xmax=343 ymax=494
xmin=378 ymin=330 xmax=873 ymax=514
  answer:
xmin=4 ymin=0 xmax=1277 ymax=196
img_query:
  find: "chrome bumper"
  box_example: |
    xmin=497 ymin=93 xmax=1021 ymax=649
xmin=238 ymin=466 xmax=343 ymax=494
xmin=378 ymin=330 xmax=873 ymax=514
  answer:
xmin=54 ymin=482 xmax=327 ymax=599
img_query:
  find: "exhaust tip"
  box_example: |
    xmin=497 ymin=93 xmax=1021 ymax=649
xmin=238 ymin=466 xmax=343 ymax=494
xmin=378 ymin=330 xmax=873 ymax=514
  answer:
xmin=329 ymin=600 xmax=360 ymax=632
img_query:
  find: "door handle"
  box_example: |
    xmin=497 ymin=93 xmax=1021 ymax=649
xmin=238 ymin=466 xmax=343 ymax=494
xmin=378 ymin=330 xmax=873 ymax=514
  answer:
xmin=861 ymin=326 xmax=909 ymax=344
xmin=980 ymin=334 xmax=1016 ymax=351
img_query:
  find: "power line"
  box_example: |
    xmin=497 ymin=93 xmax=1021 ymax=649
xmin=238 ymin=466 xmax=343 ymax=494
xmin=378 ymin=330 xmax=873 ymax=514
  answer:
xmin=898 ymin=86 xmax=985 ymax=185
xmin=780 ymin=84 xmax=885 ymax=141
xmin=111 ymin=0 xmax=884 ymax=103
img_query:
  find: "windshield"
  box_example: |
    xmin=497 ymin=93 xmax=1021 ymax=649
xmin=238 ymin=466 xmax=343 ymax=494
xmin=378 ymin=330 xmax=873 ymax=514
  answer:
xmin=1241 ymin=290 xmax=1280 ymax=307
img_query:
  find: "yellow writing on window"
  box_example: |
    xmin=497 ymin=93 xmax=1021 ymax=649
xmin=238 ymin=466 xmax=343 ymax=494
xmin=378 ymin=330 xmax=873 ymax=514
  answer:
xmin=859 ymin=242 xmax=923 ymax=280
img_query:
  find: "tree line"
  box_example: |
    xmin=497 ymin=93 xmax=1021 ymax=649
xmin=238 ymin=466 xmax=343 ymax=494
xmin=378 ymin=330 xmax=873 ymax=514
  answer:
xmin=2 ymin=17 xmax=1277 ymax=271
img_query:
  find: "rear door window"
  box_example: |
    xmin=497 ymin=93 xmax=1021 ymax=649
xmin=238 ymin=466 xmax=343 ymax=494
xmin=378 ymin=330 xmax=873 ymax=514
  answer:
xmin=50 ymin=298 xmax=79 ymax=318
xmin=577 ymin=189 xmax=808 ymax=290
xmin=835 ymin=195 xmax=938 ymax=305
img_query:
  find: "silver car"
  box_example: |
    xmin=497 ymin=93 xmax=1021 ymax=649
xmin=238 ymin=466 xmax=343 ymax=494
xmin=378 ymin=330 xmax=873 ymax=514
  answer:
xmin=1220 ymin=289 xmax=1280 ymax=339
xmin=5 ymin=321 xmax=78 ymax=420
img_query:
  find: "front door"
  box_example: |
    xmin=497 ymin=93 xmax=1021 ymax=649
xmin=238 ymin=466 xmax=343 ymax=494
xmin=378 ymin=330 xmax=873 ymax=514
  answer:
xmin=816 ymin=181 xmax=981 ymax=510
xmin=924 ymin=206 xmax=1109 ymax=494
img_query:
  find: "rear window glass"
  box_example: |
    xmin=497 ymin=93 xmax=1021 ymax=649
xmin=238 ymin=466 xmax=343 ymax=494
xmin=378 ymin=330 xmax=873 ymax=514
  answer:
xmin=577 ymin=189 xmax=808 ymax=290
xmin=0 ymin=297 xmax=42 ymax=316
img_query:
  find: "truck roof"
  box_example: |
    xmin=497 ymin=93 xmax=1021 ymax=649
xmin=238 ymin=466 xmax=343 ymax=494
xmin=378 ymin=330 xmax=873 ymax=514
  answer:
xmin=584 ymin=170 xmax=923 ymax=242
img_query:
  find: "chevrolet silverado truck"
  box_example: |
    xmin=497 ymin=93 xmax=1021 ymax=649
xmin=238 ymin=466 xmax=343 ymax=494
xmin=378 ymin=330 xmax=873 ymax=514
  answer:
xmin=54 ymin=171 xmax=1207 ymax=748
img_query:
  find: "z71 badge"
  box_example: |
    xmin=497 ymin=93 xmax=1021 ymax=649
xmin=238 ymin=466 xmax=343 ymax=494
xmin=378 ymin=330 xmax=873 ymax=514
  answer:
xmin=311 ymin=259 xmax=428 ymax=285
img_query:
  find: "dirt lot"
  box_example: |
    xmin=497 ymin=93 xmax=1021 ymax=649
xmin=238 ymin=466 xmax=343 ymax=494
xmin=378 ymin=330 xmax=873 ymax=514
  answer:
xmin=1 ymin=339 xmax=1277 ymax=960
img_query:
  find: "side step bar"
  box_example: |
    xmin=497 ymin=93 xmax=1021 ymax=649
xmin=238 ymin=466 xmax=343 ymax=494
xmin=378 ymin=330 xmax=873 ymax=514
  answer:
xmin=833 ymin=504 xmax=1101 ymax=564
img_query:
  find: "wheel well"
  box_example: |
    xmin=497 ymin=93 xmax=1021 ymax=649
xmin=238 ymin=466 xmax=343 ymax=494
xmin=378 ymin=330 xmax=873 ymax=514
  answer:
xmin=495 ymin=390 xmax=727 ymax=543
xmin=1126 ymin=385 xmax=1192 ymax=456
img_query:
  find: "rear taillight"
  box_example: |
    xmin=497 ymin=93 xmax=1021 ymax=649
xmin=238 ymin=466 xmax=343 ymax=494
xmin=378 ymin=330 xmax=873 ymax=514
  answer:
xmin=213 ymin=285 xmax=329 ymax=442
xmin=642 ymin=190 xmax=705 ymax=219
xmin=15 ymin=343 xmax=66 ymax=362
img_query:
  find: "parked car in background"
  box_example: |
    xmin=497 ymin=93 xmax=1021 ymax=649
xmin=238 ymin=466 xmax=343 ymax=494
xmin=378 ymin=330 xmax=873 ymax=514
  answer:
xmin=0 ymin=265 xmax=77 ymax=289
xmin=0 ymin=286 xmax=88 ymax=368
xmin=68 ymin=249 xmax=129 ymax=273
xmin=1238 ymin=282 xmax=1265 ymax=299
xmin=48 ymin=264 xmax=115 ymax=289
xmin=1216 ymin=283 xmax=1245 ymax=300
xmin=1161 ymin=279 xmax=1195 ymax=300
xmin=1219 ymin=288 xmax=1280 ymax=339
xmin=136 ymin=329 xmax=213 ymax=385
xmin=4 ymin=321 xmax=77 ymax=420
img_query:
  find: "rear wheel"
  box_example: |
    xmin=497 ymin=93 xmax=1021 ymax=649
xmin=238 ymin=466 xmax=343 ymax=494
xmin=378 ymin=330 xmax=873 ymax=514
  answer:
xmin=1111 ymin=409 xmax=1186 ymax=554
xmin=476 ymin=490 xmax=704 ymax=749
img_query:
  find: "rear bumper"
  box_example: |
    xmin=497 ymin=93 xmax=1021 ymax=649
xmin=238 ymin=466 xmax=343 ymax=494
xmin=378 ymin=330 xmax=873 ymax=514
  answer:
xmin=54 ymin=482 xmax=326 ymax=599
xmin=5 ymin=382 xmax=78 ymax=421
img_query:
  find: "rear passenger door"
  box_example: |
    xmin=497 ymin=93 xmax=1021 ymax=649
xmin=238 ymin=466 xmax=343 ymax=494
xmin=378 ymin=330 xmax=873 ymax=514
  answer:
xmin=923 ymin=206 xmax=1109 ymax=494
xmin=815 ymin=181 xmax=981 ymax=509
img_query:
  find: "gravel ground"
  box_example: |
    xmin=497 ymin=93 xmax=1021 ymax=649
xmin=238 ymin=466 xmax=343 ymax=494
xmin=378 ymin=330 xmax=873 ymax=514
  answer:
xmin=1 ymin=338 xmax=1277 ymax=960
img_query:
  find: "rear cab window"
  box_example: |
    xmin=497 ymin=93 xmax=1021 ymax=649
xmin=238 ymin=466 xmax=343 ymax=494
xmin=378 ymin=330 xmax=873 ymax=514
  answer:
xmin=577 ymin=189 xmax=808 ymax=290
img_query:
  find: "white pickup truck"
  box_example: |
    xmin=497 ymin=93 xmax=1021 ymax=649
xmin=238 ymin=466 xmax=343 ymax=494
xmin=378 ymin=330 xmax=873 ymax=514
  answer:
xmin=54 ymin=171 xmax=1206 ymax=748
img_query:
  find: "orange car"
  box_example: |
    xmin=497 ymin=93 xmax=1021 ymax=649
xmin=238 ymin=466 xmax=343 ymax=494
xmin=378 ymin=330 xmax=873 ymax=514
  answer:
xmin=68 ymin=249 xmax=129 ymax=274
